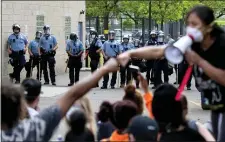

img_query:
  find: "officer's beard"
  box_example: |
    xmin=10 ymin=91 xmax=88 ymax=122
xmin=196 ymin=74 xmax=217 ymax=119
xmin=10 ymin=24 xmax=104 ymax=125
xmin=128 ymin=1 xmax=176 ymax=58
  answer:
xmin=36 ymin=37 xmax=40 ymax=41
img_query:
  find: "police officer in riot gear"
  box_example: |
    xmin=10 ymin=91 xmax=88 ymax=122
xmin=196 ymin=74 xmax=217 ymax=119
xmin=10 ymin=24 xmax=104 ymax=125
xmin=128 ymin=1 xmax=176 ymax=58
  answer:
xmin=88 ymin=29 xmax=103 ymax=87
xmin=66 ymin=32 xmax=84 ymax=86
xmin=101 ymin=31 xmax=121 ymax=89
xmin=131 ymin=38 xmax=144 ymax=88
xmin=25 ymin=31 xmax=42 ymax=80
xmin=120 ymin=35 xmax=135 ymax=88
xmin=145 ymin=30 xmax=158 ymax=87
xmin=39 ymin=25 xmax=58 ymax=85
xmin=8 ymin=23 xmax=28 ymax=84
xmin=154 ymin=31 xmax=169 ymax=88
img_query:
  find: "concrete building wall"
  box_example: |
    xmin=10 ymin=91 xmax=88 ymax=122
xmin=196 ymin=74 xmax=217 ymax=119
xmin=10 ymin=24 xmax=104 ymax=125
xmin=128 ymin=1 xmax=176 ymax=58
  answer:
xmin=1 ymin=1 xmax=86 ymax=80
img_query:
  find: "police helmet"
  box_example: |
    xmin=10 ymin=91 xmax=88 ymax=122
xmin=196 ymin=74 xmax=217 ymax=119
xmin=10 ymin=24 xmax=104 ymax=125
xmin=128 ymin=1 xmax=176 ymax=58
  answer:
xmin=150 ymin=31 xmax=157 ymax=39
xmin=108 ymin=31 xmax=115 ymax=40
xmin=123 ymin=35 xmax=129 ymax=40
xmin=134 ymin=39 xmax=140 ymax=47
xmin=43 ymin=25 xmax=50 ymax=30
xmin=70 ymin=32 xmax=78 ymax=41
xmin=90 ymin=29 xmax=98 ymax=38
xmin=36 ymin=31 xmax=42 ymax=39
xmin=12 ymin=24 xmax=20 ymax=32
xmin=158 ymin=30 xmax=164 ymax=35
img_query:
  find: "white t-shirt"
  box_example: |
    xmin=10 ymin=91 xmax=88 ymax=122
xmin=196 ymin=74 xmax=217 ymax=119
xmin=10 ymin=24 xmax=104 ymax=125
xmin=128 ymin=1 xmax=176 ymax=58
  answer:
xmin=27 ymin=107 xmax=39 ymax=118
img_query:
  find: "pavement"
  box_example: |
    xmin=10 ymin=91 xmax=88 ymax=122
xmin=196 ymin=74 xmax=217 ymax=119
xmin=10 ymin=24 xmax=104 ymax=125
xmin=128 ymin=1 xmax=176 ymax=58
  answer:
xmin=36 ymin=71 xmax=210 ymax=140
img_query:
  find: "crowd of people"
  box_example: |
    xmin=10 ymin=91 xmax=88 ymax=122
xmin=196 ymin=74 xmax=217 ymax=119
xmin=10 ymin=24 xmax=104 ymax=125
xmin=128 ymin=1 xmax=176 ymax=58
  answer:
xmin=2 ymin=5 xmax=225 ymax=142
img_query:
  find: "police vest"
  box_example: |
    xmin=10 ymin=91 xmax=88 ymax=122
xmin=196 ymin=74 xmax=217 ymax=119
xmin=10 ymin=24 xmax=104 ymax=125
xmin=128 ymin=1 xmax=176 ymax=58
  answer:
xmin=89 ymin=38 xmax=100 ymax=59
xmin=147 ymin=40 xmax=157 ymax=46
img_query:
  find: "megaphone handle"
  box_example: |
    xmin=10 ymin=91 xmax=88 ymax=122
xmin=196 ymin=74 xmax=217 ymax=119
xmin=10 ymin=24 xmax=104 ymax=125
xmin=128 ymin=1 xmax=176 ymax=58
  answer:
xmin=175 ymin=66 xmax=193 ymax=101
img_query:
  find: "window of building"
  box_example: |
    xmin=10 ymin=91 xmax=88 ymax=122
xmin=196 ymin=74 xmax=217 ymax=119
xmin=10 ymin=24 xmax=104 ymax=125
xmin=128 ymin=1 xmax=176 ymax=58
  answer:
xmin=36 ymin=15 xmax=45 ymax=31
xmin=65 ymin=16 xmax=71 ymax=40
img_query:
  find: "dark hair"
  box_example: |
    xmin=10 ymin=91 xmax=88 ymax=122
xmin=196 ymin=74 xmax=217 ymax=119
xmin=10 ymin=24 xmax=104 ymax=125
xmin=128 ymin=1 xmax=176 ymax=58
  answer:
xmin=186 ymin=5 xmax=224 ymax=37
xmin=113 ymin=100 xmax=138 ymax=130
xmin=97 ymin=101 xmax=114 ymax=123
xmin=68 ymin=109 xmax=87 ymax=134
xmin=181 ymin=95 xmax=188 ymax=110
xmin=2 ymin=83 xmax=24 ymax=129
xmin=65 ymin=128 xmax=95 ymax=141
xmin=123 ymin=85 xmax=144 ymax=114
xmin=21 ymin=78 xmax=41 ymax=104
xmin=152 ymin=83 xmax=184 ymax=132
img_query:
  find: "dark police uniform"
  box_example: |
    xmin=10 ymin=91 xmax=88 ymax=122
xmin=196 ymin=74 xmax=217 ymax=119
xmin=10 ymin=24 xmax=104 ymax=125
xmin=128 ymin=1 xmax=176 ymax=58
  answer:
xmin=145 ymin=39 xmax=157 ymax=85
xmin=39 ymin=33 xmax=57 ymax=85
xmin=89 ymin=37 xmax=103 ymax=73
xmin=131 ymin=39 xmax=144 ymax=88
xmin=8 ymin=30 xmax=28 ymax=83
xmin=178 ymin=59 xmax=192 ymax=90
xmin=120 ymin=41 xmax=135 ymax=87
xmin=25 ymin=39 xmax=41 ymax=80
xmin=154 ymin=42 xmax=169 ymax=87
xmin=101 ymin=40 xmax=121 ymax=89
xmin=66 ymin=39 xmax=84 ymax=86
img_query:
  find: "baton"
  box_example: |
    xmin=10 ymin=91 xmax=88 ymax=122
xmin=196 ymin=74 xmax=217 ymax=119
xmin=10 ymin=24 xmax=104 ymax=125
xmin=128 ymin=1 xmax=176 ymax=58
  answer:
xmin=38 ymin=60 xmax=41 ymax=81
xmin=30 ymin=58 xmax=33 ymax=77
xmin=175 ymin=66 xmax=193 ymax=101
xmin=65 ymin=58 xmax=69 ymax=73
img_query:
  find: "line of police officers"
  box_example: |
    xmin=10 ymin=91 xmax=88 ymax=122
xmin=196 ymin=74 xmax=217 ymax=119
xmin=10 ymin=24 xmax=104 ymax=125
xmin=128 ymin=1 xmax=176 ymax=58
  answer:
xmin=8 ymin=24 xmax=58 ymax=85
xmin=8 ymin=23 xmax=191 ymax=89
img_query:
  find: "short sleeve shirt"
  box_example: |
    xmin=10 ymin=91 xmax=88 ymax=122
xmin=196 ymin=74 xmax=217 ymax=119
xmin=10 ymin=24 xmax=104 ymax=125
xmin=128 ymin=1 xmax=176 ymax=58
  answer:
xmin=66 ymin=40 xmax=84 ymax=55
xmin=8 ymin=33 xmax=28 ymax=51
xmin=28 ymin=40 xmax=39 ymax=55
xmin=192 ymin=33 xmax=225 ymax=112
xmin=39 ymin=35 xmax=57 ymax=52
xmin=120 ymin=43 xmax=135 ymax=53
xmin=1 ymin=105 xmax=62 ymax=141
xmin=102 ymin=40 xmax=121 ymax=57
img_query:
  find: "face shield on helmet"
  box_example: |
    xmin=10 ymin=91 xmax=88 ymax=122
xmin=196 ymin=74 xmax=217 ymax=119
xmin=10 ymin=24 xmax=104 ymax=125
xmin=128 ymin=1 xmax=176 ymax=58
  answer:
xmin=108 ymin=31 xmax=115 ymax=40
xmin=90 ymin=31 xmax=97 ymax=39
xmin=35 ymin=31 xmax=42 ymax=39
xmin=158 ymin=34 xmax=164 ymax=43
xmin=134 ymin=39 xmax=140 ymax=47
xmin=43 ymin=25 xmax=50 ymax=35
xmin=12 ymin=24 xmax=20 ymax=34
xmin=123 ymin=35 xmax=129 ymax=43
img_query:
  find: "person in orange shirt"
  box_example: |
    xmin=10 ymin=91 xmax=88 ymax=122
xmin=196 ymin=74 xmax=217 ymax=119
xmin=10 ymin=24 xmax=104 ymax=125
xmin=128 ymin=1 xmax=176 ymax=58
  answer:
xmin=101 ymin=100 xmax=138 ymax=142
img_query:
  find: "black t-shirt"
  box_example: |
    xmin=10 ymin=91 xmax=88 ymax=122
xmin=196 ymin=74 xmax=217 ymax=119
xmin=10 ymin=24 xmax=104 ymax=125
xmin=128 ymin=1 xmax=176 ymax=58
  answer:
xmin=192 ymin=32 xmax=225 ymax=112
xmin=160 ymin=127 xmax=205 ymax=141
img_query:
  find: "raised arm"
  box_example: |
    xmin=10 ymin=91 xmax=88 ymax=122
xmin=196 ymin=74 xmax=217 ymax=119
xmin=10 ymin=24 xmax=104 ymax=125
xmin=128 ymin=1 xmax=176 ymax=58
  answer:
xmin=118 ymin=45 xmax=166 ymax=67
xmin=57 ymin=58 xmax=119 ymax=116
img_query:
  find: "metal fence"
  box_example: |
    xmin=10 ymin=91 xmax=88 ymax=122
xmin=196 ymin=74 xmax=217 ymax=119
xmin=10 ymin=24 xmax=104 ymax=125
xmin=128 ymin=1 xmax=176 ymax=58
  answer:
xmin=86 ymin=16 xmax=185 ymax=44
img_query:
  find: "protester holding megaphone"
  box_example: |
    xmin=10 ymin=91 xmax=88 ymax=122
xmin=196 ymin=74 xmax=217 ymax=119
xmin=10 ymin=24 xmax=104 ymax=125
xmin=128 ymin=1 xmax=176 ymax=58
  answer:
xmin=117 ymin=5 xmax=225 ymax=142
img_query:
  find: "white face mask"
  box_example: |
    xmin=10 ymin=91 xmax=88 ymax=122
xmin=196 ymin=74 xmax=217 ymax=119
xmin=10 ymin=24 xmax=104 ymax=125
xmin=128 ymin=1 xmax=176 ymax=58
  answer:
xmin=185 ymin=26 xmax=203 ymax=42
xmin=91 ymin=35 xmax=96 ymax=38
xmin=14 ymin=29 xmax=20 ymax=34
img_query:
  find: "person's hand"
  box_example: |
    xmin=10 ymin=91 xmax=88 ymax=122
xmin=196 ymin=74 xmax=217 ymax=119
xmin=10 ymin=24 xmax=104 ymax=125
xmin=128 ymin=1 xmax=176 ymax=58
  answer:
xmin=185 ymin=49 xmax=203 ymax=65
xmin=137 ymin=73 xmax=149 ymax=93
xmin=8 ymin=50 xmax=12 ymax=55
xmin=24 ymin=48 xmax=27 ymax=54
xmin=102 ymin=58 xmax=119 ymax=73
xmin=117 ymin=52 xmax=131 ymax=67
